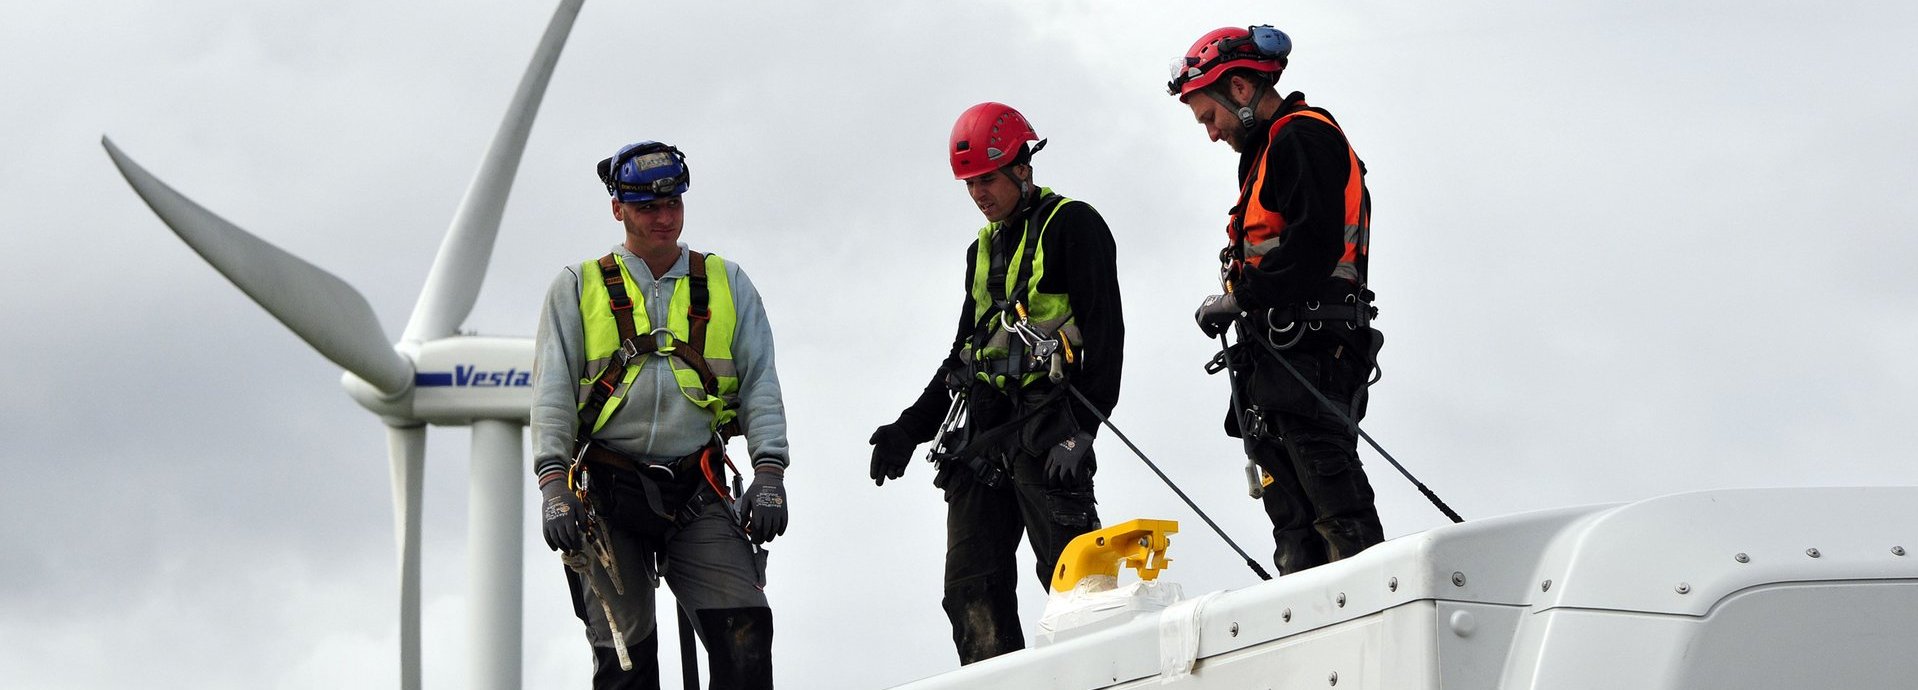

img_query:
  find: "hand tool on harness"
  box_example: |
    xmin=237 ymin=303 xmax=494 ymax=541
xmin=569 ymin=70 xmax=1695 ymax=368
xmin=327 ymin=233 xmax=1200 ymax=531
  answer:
xmin=1204 ymin=333 xmax=1268 ymax=499
xmin=564 ymin=452 xmax=636 ymax=671
xmin=1062 ymin=383 xmax=1272 ymax=581
xmin=1239 ymin=321 xmax=1465 ymax=524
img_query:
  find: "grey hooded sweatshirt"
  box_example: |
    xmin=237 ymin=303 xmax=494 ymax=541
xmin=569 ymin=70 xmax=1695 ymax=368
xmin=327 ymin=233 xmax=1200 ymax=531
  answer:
xmin=530 ymin=244 xmax=788 ymax=479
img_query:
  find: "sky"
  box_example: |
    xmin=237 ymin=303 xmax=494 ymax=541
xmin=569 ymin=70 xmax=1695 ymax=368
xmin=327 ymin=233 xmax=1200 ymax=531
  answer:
xmin=4 ymin=0 xmax=1918 ymax=687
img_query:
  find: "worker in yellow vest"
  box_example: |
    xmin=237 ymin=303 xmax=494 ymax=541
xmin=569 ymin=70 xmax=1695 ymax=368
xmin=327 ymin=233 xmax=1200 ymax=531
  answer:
xmin=870 ymin=103 xmax=1126 ymax=664
xmin=532 ymin=141 xmax=787 ymax=688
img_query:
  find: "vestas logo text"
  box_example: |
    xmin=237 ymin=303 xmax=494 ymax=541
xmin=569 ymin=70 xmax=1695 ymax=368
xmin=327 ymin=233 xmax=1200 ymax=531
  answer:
xmin=415 ymin=366 xmax=532 ymax=388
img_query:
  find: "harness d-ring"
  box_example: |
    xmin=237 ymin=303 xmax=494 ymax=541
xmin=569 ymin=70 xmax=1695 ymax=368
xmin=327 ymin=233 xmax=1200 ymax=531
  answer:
xmin=647 ymin=327 xmax=676 ymax=355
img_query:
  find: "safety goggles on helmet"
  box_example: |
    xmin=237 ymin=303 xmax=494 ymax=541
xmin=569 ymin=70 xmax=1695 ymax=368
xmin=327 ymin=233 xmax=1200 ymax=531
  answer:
xmin=1166 ymin=25 xmax=1291 ymax=98
xmin=598 ymin=141 xmax=691 ymax=203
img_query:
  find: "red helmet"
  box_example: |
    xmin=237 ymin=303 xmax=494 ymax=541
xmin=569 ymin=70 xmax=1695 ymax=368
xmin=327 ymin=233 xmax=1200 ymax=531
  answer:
xmin=949 ymin=102 xmax=1044 ymax=180
xmin=1168 ymin=25 xmax=1291 ymax=101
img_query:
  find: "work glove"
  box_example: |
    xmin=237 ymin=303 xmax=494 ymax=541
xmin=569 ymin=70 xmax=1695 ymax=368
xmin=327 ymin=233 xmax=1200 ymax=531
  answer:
xmin=869 ymin=423 xmax=917 ymax=486
xmin=1045 ymin=430 xmax=1096 ymax=486
xmin=742 ymin=467 xmax=788 ymax=544
xmin=539 ymin=475 xmax=583 ymax=552
xmin=1195 ymin=293 xmax=1241 ymax=338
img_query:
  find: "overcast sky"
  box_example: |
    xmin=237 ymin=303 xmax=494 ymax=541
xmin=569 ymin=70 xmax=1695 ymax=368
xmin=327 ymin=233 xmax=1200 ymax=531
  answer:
xmin=5 ymin=0 xmax=1918 ymax=687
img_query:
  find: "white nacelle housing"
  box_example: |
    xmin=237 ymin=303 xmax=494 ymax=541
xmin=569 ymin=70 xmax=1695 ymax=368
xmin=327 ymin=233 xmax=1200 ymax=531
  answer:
xmin=409 ymin=336 xmax=535 ymax=425
xmin=892 ymin=487 xmax=1918 ymax=689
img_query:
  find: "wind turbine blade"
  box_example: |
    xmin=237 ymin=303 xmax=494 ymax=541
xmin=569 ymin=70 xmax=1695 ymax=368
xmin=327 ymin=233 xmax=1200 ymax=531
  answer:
xmin=400 ymin=0 xmax=586 ymax=343
xmin=101 ymin=137 xmax=414 ymax=395
xmin=387 ymin=423 xmax=425 ymax=690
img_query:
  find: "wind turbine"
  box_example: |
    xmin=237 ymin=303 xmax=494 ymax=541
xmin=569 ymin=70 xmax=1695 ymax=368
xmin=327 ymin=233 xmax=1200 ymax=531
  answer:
xmin=100 ymin=1 xmax=585 ymax=688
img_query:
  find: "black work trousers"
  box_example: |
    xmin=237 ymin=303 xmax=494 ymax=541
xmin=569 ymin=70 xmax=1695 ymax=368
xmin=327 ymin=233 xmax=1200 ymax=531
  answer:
xmin=1232 ymin=331 xmax=1385 ymax=575
xmin=939 ymin=448 xmax=1100 ymax=665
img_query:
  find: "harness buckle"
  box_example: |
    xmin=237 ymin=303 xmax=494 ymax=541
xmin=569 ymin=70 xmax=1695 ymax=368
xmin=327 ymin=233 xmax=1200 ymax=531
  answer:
xmin=613 ymin=339 xmax=642 ymax=367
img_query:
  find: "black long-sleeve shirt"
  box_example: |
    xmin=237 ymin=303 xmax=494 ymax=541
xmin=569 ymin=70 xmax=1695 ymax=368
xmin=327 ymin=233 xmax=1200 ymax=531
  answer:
xmin=1232 ymin=92 xmax=1365 ymax=312
xmin=891 ymin=190 xmax=1125 ymax=441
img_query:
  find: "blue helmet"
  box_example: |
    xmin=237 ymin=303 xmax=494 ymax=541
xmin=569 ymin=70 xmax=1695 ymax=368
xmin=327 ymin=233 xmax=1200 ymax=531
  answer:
xmin=597 ymin=141 xmax=690 ymax=203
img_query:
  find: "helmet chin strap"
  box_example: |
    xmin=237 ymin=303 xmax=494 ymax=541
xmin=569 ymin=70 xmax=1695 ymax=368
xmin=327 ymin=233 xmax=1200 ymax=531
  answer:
xmin=1002 ymin=167 xmax=1033 ymax=197
xmin=1205 ymin=82 xmax=1267 ymax=131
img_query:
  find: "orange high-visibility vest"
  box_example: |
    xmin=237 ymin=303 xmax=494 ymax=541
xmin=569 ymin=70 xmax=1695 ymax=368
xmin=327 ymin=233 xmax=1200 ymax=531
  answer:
xmin=1226 ymin=105 xmax=1370 ymax=289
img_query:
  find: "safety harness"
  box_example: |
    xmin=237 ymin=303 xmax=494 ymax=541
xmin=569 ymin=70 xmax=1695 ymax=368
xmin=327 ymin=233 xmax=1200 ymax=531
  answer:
xmin=570 ymin=251 xmax=743 ymax=544
xmin=963 ymin=191 xmax=1082 ymax=388
xmin=1221 ymin=103 xmax=1378 ymax=350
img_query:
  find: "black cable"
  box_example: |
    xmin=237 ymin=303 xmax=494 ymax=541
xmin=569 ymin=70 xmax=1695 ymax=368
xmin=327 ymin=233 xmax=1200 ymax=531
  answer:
xmin=1064 ymin=384 xmax=1272 ymax=581
xmin=1244 ymin=332 xmax=1464 ymax=523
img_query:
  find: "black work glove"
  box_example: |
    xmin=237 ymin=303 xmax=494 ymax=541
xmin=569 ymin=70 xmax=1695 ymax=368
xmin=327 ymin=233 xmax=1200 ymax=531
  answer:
xmin=742 ymin=467 xmax=788 ymax=544
xmin=1195 ymin=293 xmax=1241 ymax=338
xmin=1045 ymin=430 xmax=1096 ymax=486
xmin=539 ymin=476 xmax=583 ymax=552
xmin=869 ymin=423 xmax=917 ymax=486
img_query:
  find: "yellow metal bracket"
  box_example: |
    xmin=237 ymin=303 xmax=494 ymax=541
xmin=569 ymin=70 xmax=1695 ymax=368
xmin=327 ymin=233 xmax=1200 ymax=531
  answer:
xmin=1051 ymin=518 xmax=1179 ymax=591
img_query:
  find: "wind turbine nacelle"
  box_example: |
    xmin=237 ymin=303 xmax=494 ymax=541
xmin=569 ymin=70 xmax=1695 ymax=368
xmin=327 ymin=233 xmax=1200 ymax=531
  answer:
xmin=409 ymin=336 xmax=535 ymax=425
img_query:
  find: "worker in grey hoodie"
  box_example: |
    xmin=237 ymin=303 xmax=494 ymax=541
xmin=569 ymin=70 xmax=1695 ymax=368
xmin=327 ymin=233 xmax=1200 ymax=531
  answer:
xmin=531 ymin=140 xmax=788 ymax=689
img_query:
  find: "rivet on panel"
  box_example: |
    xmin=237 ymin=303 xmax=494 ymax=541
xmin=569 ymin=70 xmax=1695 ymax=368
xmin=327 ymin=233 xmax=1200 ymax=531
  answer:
xmin=1894 ymin=546 xmax=1907 ymax=557
xmin=1329 ymin=671 xmax=1339 ymax=686
xmin=1229 ymin=622 xmax=1240 ymax=637
xmin=1283 ymin=608 xmax=1292 ymax=623
xmin=1336 ymin=592 xmax=1346 ymax=607
xmin=1388 ymin=577 xmax=1398 ymax=592
xmin=1451 ymin=571 xmax=1467 ymax=587
xmin=1676 ymin=582 xmax=1691 ymax=594
xmin=1540 ymin=579 xmax=1552 ymax=592
xmin=1734 ymin=553 xmax=1749 ymax=563
xmin=1806 ymin=548 xmax=1821 ymax=558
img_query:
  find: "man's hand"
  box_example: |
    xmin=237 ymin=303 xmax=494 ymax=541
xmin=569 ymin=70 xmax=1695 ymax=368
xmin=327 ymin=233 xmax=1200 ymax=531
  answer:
xmin=1195 ymin=293 xmax=1241 ymax=338
xmin=539 ymin=475 xmax=583 ymax=552
xmin=869 ymin=424 xmax=917 ymax=486
xmin=1045 ymin=430 xmax=1095 ymax=486
xmin=742 ymin=467 xmax=788 ymax=544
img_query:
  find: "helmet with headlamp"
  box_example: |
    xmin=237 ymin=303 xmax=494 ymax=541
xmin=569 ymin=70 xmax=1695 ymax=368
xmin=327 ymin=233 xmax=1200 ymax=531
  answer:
xmin=598 ymin=141 xmax=690 ymax=203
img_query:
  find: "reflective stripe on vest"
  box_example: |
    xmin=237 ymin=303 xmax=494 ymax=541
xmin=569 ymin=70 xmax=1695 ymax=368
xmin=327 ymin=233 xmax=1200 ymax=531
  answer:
xmin=960 ymin=189 xmax=1084 ymax=389
xmin=575 ymin=253 xmax=739 ymax=433
xmin=1229 ymin=106 xmax=1370 ymax=285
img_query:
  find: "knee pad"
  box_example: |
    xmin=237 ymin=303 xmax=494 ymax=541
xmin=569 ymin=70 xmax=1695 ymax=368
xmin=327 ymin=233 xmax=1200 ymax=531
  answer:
xmin=694 ymin=607 xmax=773 ymax=690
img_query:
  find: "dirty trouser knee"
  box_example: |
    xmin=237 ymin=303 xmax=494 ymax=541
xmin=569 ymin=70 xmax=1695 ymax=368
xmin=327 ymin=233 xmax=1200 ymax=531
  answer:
xmin=592 ymin=631 xmax=661 ymax=690
xmin=1285 ymin=425 xmax=1384 ymax=562
xmin=941 ymin=460 xmax=1030 ymax=664
xmin=694 ymin=607 xmax=774 ymax=690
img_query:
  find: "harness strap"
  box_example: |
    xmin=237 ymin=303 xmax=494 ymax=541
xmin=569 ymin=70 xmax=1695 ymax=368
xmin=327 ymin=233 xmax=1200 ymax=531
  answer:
xmin=576 ymin=251 xmax=727 ymax=436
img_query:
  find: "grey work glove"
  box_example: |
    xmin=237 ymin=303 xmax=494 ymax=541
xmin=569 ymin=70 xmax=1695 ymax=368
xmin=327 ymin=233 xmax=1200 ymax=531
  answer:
xmin=539 ymin=476 xmax=583 ymax=552
xmin=869 ymin=423 xmax=917 ymax=486
xmin=1045 ymin=430 xmax=1096 ymax=486
xmin=1195 ymin=293 xmax=1240 ymax=338
xmin=742 ymin=467 xmax=788 ymax=544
